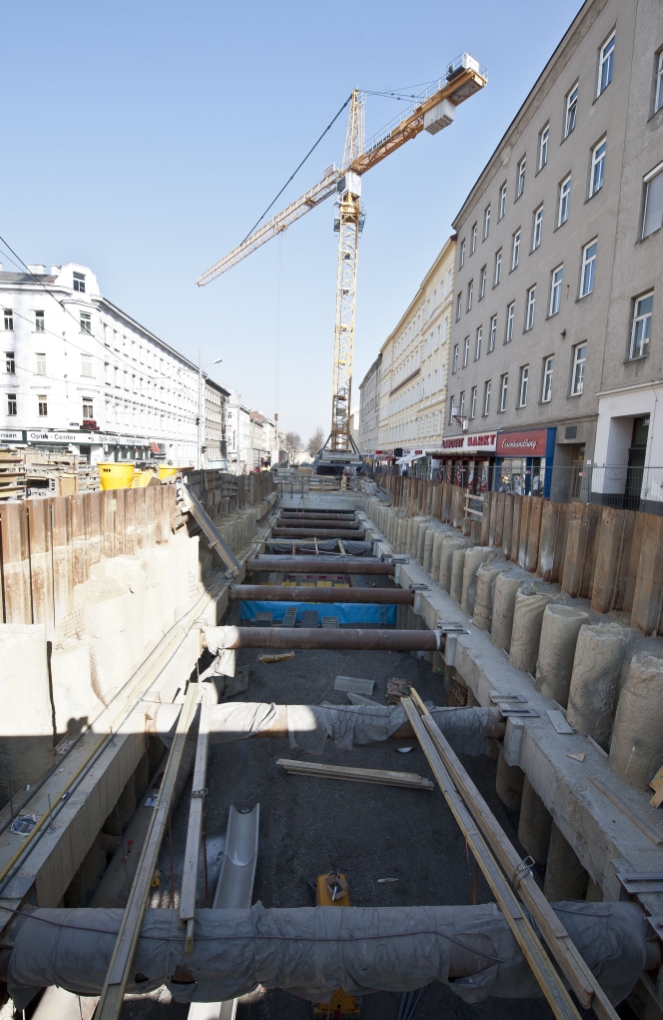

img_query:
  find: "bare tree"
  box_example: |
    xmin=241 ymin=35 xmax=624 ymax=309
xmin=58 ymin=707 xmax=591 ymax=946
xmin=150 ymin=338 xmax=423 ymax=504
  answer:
xmin=284 ymin=432 xmax=302 ymax=463
xmin=307 ymin=427 xmax=325 ymax=458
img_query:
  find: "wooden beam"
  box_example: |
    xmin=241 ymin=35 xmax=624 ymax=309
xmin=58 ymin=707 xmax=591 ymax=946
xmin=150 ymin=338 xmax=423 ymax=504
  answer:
xmin=407 ymin=689 xmax=620 ymax=1020
xmin=95 ymin=683 xmax=200 ymax=1020
xmin=402 ymin=696 xmax=583 ymax=1020
xmin=277 ymin=758 xmax=433 ymax=790
xmin=180 ymin=684 xmax=214 ymax=952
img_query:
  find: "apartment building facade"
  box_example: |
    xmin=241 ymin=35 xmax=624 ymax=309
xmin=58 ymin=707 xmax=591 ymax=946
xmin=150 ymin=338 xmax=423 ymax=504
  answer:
xmin=204 ymin=377 xmax=229 ymax=468
xmin=358 ymin=353 xmax=381 ymax=455
xmin=374 ymin=236 xmax=456 ymax=468
xmin=0 ymin=262 xmax=198 ymax=464
xmin=445 ymin=0 xmax=662 ymax=503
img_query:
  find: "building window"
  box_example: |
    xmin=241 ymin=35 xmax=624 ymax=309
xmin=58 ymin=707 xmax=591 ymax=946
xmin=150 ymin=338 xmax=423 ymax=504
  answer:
xmin=471 ymin=222 xmax=477 ymax=254
xmin=35 ymin=310 xmax=44 ymax=332
xmin=532 ymin=206 xmax=543 ymax=250
xmin=483 ymin=380 xmax=491 ymax=415
xmin=452 ymin=344 xmax=459 ymax=373
xmin=459 ymin=240 xmax=466 ymax=269
xmin=656 ymin=52 xmax=663 ymax=114
xmin=500 ymin=374 xmax=508 ymax=411
xmin=479 ymin=266 xmax=487 ymax=300
xmin=489 ymin=316 xmax=497 ymax=352
xmin=4 ymin=309 xmax=13 ymax=331
xmin=598 ymin=33 xmax=615 ymax=96
xmin=467 ymin=280 xmax=473 ymax=311
xmin=642 ymin=164 xmax=663 ymax=238
xmin=525 ymin=287 xmax=536 ymax=330
xmin=506 ymin=303 xmax=515 ymax=342
xmin=511 ymin=230 xmax=520 ymax=270
xmin=73 ymin=271 xmax=86 ymax=293
xmin=80 ymin=312 xmax=92 ymax=334
xmin=456 ymin=293 xmax=462 ymax=320
xmin=497 ymin=185 xmax=506 ymax=222
xmin=36 ymin=352 xmax=46 ymax=375
xmin=81 ymin=354 xmax=93 ymax=377
xmin=630 ymin=293 xmax=654 ymax=359
xmin=494 ymin=249 xmax=502 ymax=286
xmin=558 ymin=175 xmax=571 ymax=226
xmin=433 ymin=368 xmax=438 ymax=392
xmin=483 ymin=204 xmax=491 ymax=239
xmin=589 ymin=139 xmax=606 ymax=197
xmin=463 ymin=336 xmax=470 ymax=367
xmin=7 ymin=393 xmax=16 ymax=415
xmin=580 ymin=240 xmax=597 ymax=297
xmin=475 ymin=326 xmax=482 ymax=360
xmin=38 ymin=395 xmax=48 ymax=417
xmin=565 ymin=84 xmax=579 ymax=137
xmin=550 ymin=265 xmax=563 ymax=315
xmin=571 ymin=343 xmax=586 ymax=395
xmin=542 ymin=355 xmax=554 ymax=402
xmin=5 ymin=351 xmax=15 ymax=374
xmin=470 ymin=386 xmax=478 ymax=419
xmin=518 ymin=365 xmax=529 ymax=407
xmin=459 ymin=391 xmax=465 ymax=417
xmin=448 ymin=397 xmax=456 ymax=424
xmin=517 ymin=158 xmax=526 ymax=198
xmin=538 ymin=125 xmax=549 ymax=170
xmin=82 ymin=397 xmax=94 ymax=418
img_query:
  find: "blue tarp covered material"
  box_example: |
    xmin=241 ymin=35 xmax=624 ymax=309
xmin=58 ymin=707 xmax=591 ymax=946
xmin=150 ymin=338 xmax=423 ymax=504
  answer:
xmin=239 ymin=601 xmax=397 ymax=626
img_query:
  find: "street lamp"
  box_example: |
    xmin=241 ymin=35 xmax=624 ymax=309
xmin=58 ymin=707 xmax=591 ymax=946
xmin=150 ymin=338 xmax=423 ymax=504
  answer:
xmin=198 ymin=349 xmax=223 ymax=470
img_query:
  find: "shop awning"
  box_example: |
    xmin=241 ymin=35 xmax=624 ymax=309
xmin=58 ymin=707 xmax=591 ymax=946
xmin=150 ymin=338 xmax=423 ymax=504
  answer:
xmin=396 ymin=453 xmax=427 ymax=466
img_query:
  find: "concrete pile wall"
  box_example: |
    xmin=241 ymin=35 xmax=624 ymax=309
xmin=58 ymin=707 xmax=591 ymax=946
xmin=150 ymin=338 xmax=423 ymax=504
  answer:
xmin=372 ymin=476 xmax=663 ymax=636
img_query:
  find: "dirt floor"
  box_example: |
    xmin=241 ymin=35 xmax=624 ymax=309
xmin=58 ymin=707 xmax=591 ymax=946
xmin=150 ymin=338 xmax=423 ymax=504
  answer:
xmin=119 ymin=645 xmax=564 ymax=1019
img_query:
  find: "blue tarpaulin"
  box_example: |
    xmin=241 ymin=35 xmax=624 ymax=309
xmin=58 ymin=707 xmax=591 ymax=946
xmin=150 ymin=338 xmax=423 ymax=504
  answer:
xmin=239 ymin=601 xmax=397 ymax=626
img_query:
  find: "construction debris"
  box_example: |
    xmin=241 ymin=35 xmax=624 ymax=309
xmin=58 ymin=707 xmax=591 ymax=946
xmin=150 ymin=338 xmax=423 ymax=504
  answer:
xmin=258 ymin=652 xmax=295 ymax=663
xmin=334 ymin=675 xmax=375 ymax=695
xmin=387 ymin=678 xmax=411 ymax=704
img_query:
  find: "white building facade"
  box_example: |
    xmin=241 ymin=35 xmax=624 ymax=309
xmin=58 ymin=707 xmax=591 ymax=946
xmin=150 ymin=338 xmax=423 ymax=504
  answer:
xmin=0 ymin=262 xmax=198 ymax=464
xmin=358 ymin=354 xmax=381 ymax=455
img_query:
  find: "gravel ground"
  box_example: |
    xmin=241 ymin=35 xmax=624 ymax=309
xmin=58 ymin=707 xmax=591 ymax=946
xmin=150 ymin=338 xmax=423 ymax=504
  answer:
xmin=120 ymin=644 xmax=560 ymax=1020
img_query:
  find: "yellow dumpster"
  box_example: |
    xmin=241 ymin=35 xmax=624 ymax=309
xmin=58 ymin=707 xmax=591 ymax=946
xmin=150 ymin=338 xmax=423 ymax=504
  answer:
xmin=158 ymin=466 xmax=179 ymax=480
xmin=98 ymin=463 xmax=135 ymax=490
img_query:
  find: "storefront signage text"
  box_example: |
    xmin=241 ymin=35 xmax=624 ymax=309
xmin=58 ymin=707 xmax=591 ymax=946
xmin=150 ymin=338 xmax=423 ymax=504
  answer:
xmin=441 ymin=433 xmax=497 ymax=452
xmin=496 ymin=429 xmax=548 ymax=457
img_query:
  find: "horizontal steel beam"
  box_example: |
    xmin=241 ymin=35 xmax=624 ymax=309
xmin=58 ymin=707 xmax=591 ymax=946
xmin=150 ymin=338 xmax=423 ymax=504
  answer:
xmin=217 ymin=627 xmax=440 ymax=651
xmin=229 ymin=584 xmax=413 ymax=604
xmin=272 ymin=528 xmax=365 ymax=539
xmin=247 ymin=557 xmax=394 ymax=575
xmin=280 ymin=511 xmax=356 ymax=519
xmin=276 ymin=518 xmax=361 ymax=530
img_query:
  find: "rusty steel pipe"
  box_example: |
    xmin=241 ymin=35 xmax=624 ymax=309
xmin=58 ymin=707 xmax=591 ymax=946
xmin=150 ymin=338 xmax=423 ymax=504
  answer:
xmin=247 ymin=557 xmax=395 ymax=574
xmin=280 ymin=512 xmax=356 ymax=520
xmin=269 ymin=534 xmax=367 ymax=542
xmin=229 ymin=584 xmax=414 ymax=604
xmin=216 ymin=626 xmax=441 ymax=652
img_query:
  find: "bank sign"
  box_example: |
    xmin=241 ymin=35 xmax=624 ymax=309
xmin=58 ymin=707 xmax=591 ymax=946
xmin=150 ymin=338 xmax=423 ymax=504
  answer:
xmin=441 ymin=432 xmax=497 ymax=453
xmin=496 ymin=429 xmax=548 ymax=457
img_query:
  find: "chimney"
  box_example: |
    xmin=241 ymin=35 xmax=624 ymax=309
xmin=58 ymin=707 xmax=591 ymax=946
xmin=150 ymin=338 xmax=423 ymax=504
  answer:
xmin=27 ymin=264 xmax=47 ymax=275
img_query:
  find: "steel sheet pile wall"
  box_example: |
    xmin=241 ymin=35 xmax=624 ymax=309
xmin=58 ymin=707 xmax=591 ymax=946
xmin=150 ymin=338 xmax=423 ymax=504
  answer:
xmin=370 ymin=477 xmax=663 ymax=636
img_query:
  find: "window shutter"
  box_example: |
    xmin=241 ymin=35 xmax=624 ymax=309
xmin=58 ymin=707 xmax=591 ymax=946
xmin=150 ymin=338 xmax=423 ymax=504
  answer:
xmin=643 ymin=171 xmax=663 ymax=238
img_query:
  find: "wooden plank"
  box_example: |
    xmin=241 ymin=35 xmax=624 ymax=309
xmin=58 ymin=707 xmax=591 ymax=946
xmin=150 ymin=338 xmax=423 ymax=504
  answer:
xmin=51 ymin=496 xmax=73 ymax=625
xmin=86 ymin=490 xmax=103 ymax=569
xmin=70 ymin=494 xmax=87 ymax=586
xmin=405 ymin=691 xmax=620 ymax=1020
xmin=494 ymin=492 xmax=505 ymax=550
xmin=0 ymin=502 xmax=32 ymax=623
xmin=525 ymin=497 xmax=543 ymax=572
xmin=124 ymin=487 xmax=137 ymax=556
xmin=95 ymin=683 xmax=200 ymax=1020
xmin=518 ymin=497 xmax=531 ymax=568
xmin=101 ymin=490 xmax=117 ymax=560
xmin=480 ymin=491 xmax=492 ymax=546
xmin=134 ymin=487 xmax=147 ymax=551
xmin=144 ymin=486 xmax=158 ymax=548
xmin=510 ymin=495 xmax=522 ymax=562
xmin=180 ymin=683 xmax=213 ymax=952
xmin=277 ymin=758 xmax=434 ymax=790
xmin=630 ymin=513 xmax=663 ymax=635
xmin=401 ymin=698 xmax=583 ymax=1020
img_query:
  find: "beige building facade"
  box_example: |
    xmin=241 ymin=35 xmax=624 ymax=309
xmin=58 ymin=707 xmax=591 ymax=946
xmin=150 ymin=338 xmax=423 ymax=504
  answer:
xmin=372 ymin=236 xmax=456 ymax=463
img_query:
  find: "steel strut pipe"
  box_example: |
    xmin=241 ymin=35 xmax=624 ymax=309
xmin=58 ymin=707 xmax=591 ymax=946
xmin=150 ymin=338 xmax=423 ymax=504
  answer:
xmin=214 ymin=626 xmax=442 ymax=652
xmin=269 ymin=534 xmax=363 ymax=542
xmin=246 ymin=558 xmax=395 ymax=575
xmin=276 ymin=519 xmax=362 ymax=530
xmin=279 ymin=512 xmax=357 ymax=520
xmin=228 ymin=584 xmax=414 ymax=604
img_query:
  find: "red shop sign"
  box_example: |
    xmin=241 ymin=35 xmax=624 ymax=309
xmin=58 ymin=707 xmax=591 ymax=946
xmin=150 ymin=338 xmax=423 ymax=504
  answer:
xmin=496 ymin=429 xmax=548 ymax=457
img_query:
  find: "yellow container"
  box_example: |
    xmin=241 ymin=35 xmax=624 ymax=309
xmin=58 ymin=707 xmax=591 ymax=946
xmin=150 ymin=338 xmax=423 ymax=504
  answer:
xmin=158 ymin=466 xmax=179 ymax=480
xmin=98 ymin=463 xmax=136 ymax=490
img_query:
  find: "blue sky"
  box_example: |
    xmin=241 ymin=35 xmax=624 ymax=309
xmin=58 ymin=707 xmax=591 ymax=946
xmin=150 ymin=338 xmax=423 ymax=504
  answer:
xmin=2 ymin=0 xmax=583 ymax=444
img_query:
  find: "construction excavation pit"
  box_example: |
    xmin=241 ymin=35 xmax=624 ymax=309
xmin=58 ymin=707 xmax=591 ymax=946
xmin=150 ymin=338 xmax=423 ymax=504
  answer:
xmin=2 ymin=475 xmax=663 ymax=1020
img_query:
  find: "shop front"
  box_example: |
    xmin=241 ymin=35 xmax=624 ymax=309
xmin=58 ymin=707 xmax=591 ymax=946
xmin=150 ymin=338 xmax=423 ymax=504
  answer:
xmin=495 ymin=427 xmax=557 ymax=497
xmin=438 ymin=431 xmax=499 ymax=490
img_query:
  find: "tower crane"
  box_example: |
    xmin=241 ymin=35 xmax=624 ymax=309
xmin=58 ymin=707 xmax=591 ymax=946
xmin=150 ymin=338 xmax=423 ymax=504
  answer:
xmin=197 ymin=54 xmax=487 ymax=471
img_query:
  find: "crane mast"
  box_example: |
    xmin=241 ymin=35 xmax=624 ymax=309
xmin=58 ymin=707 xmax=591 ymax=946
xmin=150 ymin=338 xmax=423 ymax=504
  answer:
xmin=330 ymin=90 xmax=364 ymax=452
